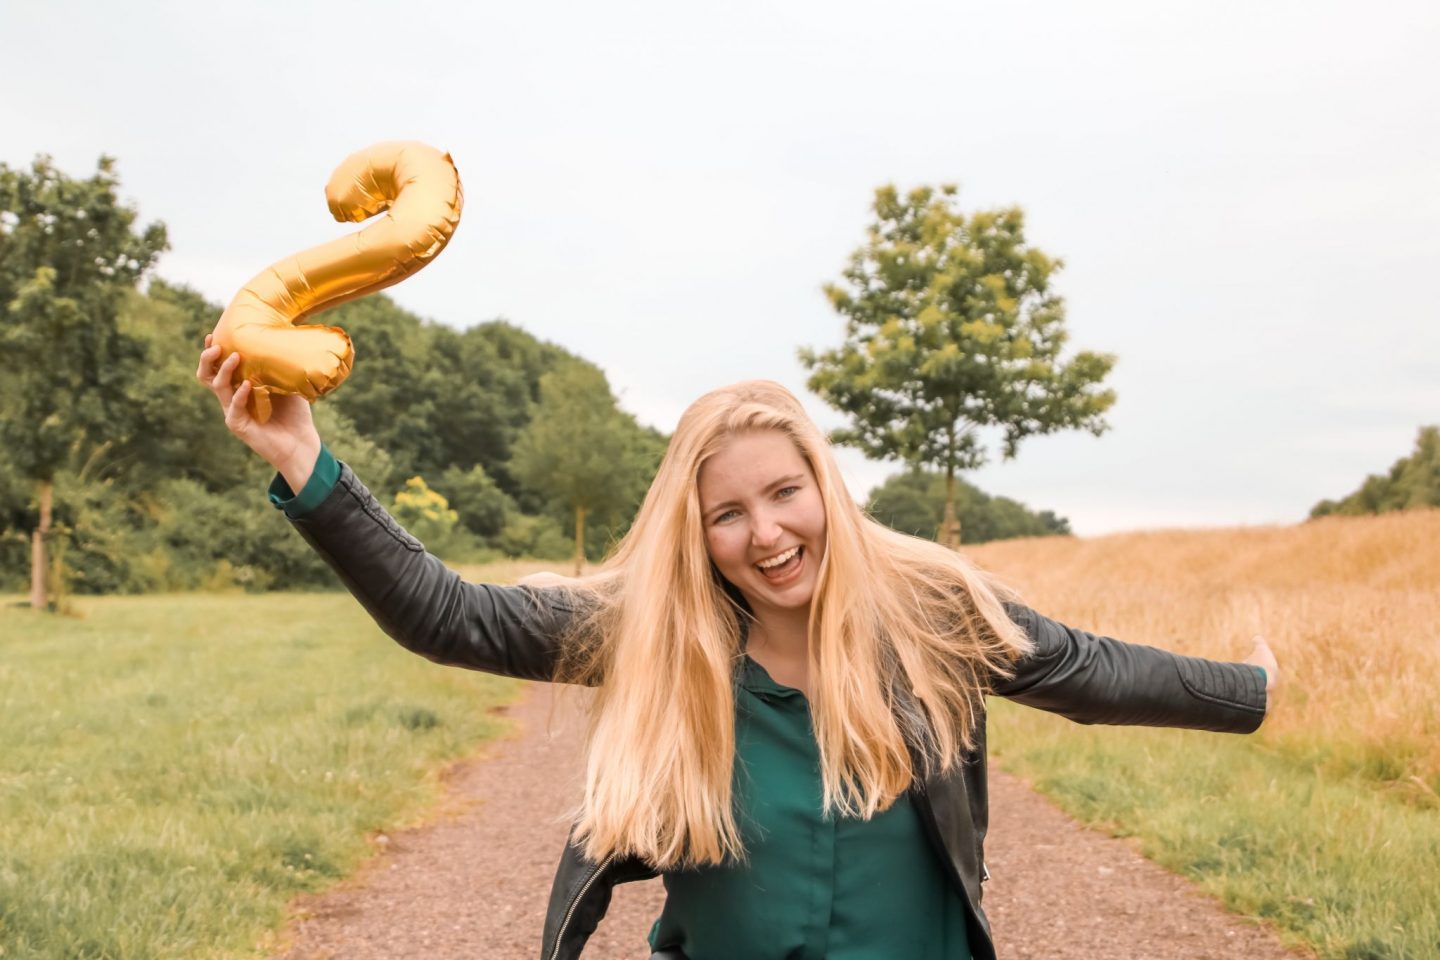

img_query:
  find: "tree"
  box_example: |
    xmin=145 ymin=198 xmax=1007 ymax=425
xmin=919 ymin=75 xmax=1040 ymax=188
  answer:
xmin=1310 ymin=425 xmax=1440 ymax=518
xmin=866 ymin=468 xmax=1071 ymax=544
xmin=510 ymin=362 xmax=652 ymax=574
xmin=0 ymin=155 xmax=167 ymax=611
xmin=800 ymin=184 xmax=1115 ymax=546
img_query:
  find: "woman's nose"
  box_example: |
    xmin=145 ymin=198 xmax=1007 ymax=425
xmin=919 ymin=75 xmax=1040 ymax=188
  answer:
xmin=751 ymin=512 xmax=783 ymax=547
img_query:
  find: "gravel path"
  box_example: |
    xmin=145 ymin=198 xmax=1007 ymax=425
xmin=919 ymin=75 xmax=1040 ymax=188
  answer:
xmin=271 ymin=684 xmax=1308 ymax=959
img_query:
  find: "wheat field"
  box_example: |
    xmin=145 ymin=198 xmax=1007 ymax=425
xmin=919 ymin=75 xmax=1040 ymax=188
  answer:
xmin=459 ymin=514 xmax=1440 ymax=797
xmin=967 ymin=507 xmax=1440 ymax=802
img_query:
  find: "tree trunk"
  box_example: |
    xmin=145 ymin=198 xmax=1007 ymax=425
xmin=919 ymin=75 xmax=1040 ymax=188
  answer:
xmin=29 ymin=478 xmax=52 ymax=611
xmin=940 ymin=466 xmax=962 ymax=549
xmin=573 ymin=503 xmax=587 ymax=576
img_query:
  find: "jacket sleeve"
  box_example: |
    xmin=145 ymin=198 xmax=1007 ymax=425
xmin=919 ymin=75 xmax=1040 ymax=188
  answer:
xmin=992 ymin=602 xmax=1267 ymax=734
xmin=283 ymin=460 xmax=577 ymax=682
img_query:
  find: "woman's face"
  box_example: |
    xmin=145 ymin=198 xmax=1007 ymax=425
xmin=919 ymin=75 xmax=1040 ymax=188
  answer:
xmin=697 ymin=430 xmax=828 ymax=615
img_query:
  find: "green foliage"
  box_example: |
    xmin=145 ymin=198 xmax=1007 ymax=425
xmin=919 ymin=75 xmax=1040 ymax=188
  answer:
xmin=388 ymin=475 xmax=489 ymax=562
xmin=34 ymin=465 xmax=335 ymax=594
xmin=800 ymin=184 xmax=1116 ymax=539
xmin=511 ymin=363 xmax=634 ymax=510
xmin=0 ymin=272 xmax=643 ymax=592
xmin=0 ymin=154 xmax=167 ymax=307
xmin=0 ymin=284 xmax=410 ymax=595
xmin=322 ymin=297 xmax=577 ymax=490
xmin=435 ymin=462 xmax=517 ymax=540
xmin=511 ymin=362 xmax=665 ymax=561
xmin=0 ymin=155 xmax=168 ymax=483
xmin=0 ymin=151 xmax=668 ymax=594
xmin=866 ymin=468 xmax=1071 ymax=544
xmin=495 ymin=511 xmax=573 ymax=561
xmin=312 ymin=400 xmax=399 ymax=499
xmin=0 ymin=448 xmax=32 ymax=584
xmin=0 ymin=592 xmax=520 ymax=960
xmin=113 ymin=286 xmax=255 ymax=492
xmin=391 ymin=476 xmax=459 ymax=532
xmin=0 ymin=156 xmax=171 ymax=605
xmin=1311 ymin=426 xmax=1440 ymax=518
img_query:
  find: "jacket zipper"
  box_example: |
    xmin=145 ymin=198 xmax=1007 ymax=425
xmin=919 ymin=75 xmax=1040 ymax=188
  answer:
xmin=549 ymin=853 xmax=616 ymax=960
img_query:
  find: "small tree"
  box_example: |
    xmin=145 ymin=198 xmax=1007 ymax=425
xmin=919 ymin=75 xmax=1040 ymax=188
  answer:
xmin=510 ymin=363 xmax=643 ymax=574
xmin=801 ymin=184 xmax=1115 ymax=546
xmin=0 ymin=155 xmax=167 ymax=611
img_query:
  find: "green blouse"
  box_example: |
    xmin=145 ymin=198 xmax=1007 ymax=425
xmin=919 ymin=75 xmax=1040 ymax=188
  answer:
xmin=647 ymin=655 xmax=972 ymax=960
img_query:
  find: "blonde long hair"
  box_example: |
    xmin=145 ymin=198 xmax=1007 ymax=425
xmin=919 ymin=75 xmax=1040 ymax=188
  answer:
xmin=547 ymin=380 xmax=1032 ymax=869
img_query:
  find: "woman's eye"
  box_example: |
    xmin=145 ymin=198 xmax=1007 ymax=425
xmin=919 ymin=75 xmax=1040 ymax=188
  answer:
xmin=716 ymin=509 xmax=739 ymax=523
xmin=777 ymin=486 xmax=799 ymax=499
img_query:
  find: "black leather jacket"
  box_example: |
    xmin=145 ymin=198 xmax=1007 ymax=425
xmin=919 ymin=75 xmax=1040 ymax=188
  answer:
xmin=286 ymin=463 xmax=1268 ymax=960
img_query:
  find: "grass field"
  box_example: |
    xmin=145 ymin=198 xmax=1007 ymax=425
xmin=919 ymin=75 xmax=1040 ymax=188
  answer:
xmin=0 ymin=581 xmax=528 ymax=960
xmin=971 ymin=508 xmax=1440 ymax=960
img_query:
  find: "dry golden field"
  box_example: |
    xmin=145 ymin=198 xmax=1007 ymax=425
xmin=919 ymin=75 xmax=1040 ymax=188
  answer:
xmin=966 ymin=507 xmax=1440 ymax=803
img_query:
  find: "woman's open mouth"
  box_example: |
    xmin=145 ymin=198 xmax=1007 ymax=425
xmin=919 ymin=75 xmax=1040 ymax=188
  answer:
xmin=755 ymin=545 xmax=804 ymax=583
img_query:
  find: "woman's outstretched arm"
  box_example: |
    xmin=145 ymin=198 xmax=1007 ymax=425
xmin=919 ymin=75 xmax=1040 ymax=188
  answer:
xmin=282 ymin=457 xmax=577 ymax=680
xmin=992 ymin=602 xmax=1270 ymax=734
xmin=196 ymin=337 xmax=576 ymax=682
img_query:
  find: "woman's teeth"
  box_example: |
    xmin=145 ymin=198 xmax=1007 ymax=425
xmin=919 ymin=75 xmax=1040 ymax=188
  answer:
xmin=757 ymin=546 xmax=801 ymax=574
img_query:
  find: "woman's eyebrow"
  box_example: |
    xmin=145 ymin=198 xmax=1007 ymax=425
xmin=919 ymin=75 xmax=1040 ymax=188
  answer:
xmin=704 ymin=474 xmax=806 ymax=515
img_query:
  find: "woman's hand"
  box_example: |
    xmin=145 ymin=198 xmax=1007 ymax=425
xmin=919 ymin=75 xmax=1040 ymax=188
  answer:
xmin=196 ymin=333 xmax=322 ymax=485
xmin=1242 ymin=634 xmax=1279 ymax=696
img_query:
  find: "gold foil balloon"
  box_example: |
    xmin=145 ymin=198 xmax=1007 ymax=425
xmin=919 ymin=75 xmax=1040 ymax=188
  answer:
xmin=211 ymin=141 xmax=463 ymax=423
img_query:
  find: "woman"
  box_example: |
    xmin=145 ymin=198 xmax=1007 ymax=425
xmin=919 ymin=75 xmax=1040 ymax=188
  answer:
xmin=198 ymin=338 xmax=1277 ymax=960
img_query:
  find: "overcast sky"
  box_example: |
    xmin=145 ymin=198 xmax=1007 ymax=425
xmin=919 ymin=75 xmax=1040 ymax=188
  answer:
xmin=4 ymin=0 xmax=1437 ymax=535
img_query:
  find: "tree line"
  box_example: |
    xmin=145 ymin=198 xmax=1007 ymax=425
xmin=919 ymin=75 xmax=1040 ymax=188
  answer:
xmin=3 ymin=158 xmax=1093 ymax=608
xmin=0 ymin=155 xmax=670 ymax=605
xmin=1310 ymin=426 xmax=1440 ymax=518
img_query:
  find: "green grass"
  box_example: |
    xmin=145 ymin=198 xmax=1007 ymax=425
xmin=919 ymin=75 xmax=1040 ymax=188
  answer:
xmin=988 ymin=699 xmax=1440 ymax=960
xmin=0 ymin=592 xmax=521 ymax=960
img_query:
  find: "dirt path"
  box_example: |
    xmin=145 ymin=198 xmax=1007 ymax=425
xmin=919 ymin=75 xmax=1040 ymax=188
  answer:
xmin=271 ymin=684 xmax=1307 ymax=959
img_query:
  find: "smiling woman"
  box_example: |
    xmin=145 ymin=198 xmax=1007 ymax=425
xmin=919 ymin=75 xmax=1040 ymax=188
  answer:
xmin=195 ymin=354 xmax=1276 ymax=960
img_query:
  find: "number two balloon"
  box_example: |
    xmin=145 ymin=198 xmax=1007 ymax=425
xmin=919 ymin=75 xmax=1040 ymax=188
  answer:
xmin=210 ymin=141 xmax=463 ymax=423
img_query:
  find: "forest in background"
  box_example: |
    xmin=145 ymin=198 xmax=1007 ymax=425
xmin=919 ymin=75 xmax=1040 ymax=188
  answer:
xmin=18 ymin=152 xmax=1433 ymax=601
xmin=0 ymin=279 xmax=1072 ymax=596
xmin=0 ymin=280 xmax=667 ymax=593
xmin=0 ymin=156 xmax=1091 ymax=600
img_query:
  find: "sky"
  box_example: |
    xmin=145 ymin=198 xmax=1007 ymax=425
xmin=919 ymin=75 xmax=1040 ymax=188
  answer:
xmin=3 ymin=0 xmax=1437 ymax=536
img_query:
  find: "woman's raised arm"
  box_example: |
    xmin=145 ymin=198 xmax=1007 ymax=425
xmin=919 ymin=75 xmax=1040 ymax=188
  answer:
xmin=197 ymin=336 xmax=576 ymax=682
xmin=284 ymin=459 xmax=576 ymax=681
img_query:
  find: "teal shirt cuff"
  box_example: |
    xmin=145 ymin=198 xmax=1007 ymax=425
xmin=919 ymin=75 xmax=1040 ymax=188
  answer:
xmin=267 ymin=443 xmax=340 ymax=519
xmin=1253 ymin=665 xmax=1267 ymax=685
